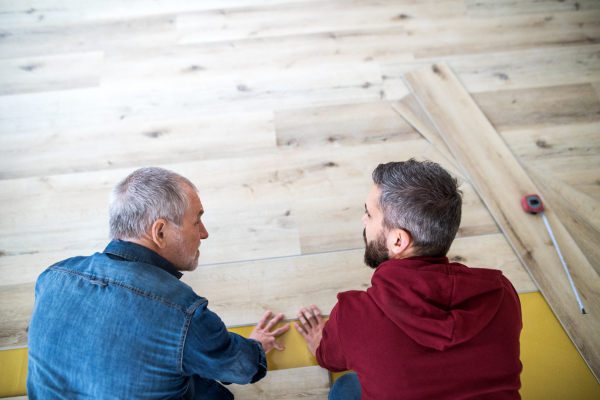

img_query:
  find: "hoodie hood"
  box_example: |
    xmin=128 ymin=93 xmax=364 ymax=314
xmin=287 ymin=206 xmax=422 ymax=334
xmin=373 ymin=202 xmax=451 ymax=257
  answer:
xmin=367 ymin=257 xmax=505 ymax=351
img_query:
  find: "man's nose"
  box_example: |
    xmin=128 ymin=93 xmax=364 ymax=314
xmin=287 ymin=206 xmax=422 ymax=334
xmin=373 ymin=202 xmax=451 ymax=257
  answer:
xmin=361 ymin=213 xmax=368 ymax=227
xmin=200 ymin=221 xmax=209 ymax=239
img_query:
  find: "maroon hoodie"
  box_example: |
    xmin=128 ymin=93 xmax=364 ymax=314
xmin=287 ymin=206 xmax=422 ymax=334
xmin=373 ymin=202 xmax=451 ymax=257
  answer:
xmin=317 ymin=257 xmax=522 ymax=399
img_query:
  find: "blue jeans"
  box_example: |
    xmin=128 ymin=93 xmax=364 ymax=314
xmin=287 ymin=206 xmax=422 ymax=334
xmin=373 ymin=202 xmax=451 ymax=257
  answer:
xmin=183 ymin=376 xmax=233 ymax=400
xmin=329 ymin=372 xmax=362 ymax=400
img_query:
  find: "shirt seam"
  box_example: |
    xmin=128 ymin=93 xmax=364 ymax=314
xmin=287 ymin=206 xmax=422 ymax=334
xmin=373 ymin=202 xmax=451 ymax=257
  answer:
xmin=178 ymin=300 xmax=207 ymax=374
xmin=49 ymin=266 xmax=205 ymax=314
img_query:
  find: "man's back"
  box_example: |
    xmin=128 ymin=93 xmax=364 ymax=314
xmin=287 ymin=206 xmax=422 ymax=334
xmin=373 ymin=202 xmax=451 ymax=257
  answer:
xmin=317 ymin=257 xmax=523 ymax=400
xmin=27 ymin=241 xmax=264 ymax=399
xmin=27 ymin=248 xmax=202 ymax=399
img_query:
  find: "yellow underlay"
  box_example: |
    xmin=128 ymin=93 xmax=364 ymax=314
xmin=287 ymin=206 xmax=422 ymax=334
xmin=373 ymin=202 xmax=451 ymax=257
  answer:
xmin=1 ymin=292 xmax=598 ymax=398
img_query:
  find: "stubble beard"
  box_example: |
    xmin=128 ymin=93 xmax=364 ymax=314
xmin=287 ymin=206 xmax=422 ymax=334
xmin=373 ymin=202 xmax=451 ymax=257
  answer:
xmin=363 ymin=228 xmax=390 ymax=270
xmin=172 ymin=230 xmax=200 ymax=272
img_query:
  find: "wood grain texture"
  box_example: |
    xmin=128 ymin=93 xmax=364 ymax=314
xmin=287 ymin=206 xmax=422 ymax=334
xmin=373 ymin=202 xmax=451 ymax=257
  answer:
xmin=525 ymin=167 xmax=600 ymax=277
xmin=421 ymin=144 xmax=467 ymax=182
xmin=275 ymin=101 xmax=421 ymax=150
xmin=447 ymin=234 xmax=538 ymax=293
xmin=404 ymin=62 xmax=600 ymax=380
xmin=101 ymin=27 xmax=413 ymax=86
xmin=175 ymin=0 xmax=467 ymax=45
xmin=0 ymin=64 xmax=383 ymax=138
xmin=393 ymin=94 xmax=461 ymax=171
xmin=0 ymin=111 xmax=277 ymax=180
xmin=464 ymin=0 xmax=600 ymax=18
xmin=0 ymin=51 xmax=103 ymax=95
xmin=472 ymin=84 xmax=600 ymax=132
xmin=382 ymin=44 xmax=600 ymax=93
xmin=408 ymin=11 xmax=600 ymax=58
xmin=0 ymin=283 xmax=35 ymax=349
xmin=228 ymin=366 xmax=330 ymax=400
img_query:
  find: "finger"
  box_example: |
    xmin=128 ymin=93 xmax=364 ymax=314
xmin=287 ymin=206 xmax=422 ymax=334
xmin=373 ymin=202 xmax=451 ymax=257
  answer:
xmin=271 ymin=324 xmax=291 ymax=336
xmin=297 ymin=311 xmax=311 ymax=330
xmin=257 ymin=310 xmax=271 ymax=330
xmin=265 ymin=313 xmax=284 ymax=331
xmin=272 ymin=339 xmax=285 ymax=351
xmin=311 ymin=304 xmax=324 ymax=325
xmin=294 ymin=322 xmax=308 ymax=338
xmin=302 ymin=307 xmax=316 ymax=326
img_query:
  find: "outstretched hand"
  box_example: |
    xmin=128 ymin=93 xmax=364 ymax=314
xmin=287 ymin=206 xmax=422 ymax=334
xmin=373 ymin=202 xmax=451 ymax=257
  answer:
xmin=294 ymin=304 xmax=325 ymax=357
xmin=249 ymin=311 xmax=290 ymax=354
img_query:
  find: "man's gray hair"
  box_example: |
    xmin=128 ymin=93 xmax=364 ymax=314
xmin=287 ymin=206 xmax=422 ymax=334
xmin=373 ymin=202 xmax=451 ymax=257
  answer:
xmin=109 ymin=167 xmax=197 ymax=240
xmin=372 ymin=159 xmax=462 ymax=257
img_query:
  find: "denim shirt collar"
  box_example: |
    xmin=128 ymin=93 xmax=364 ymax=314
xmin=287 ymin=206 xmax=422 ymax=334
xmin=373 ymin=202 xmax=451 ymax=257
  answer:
xmin=103 ymin=240 xmax=183 ymax=280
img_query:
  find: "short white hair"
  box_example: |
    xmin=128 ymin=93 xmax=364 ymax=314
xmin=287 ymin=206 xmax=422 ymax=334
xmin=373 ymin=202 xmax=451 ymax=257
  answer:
xmin=109 ymin=167 xmax=197 ymax=240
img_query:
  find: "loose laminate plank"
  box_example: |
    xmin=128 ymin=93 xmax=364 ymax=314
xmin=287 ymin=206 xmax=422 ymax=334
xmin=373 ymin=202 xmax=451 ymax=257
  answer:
xmin=404 ymin=62 xmax=600 ymax=380
xmin=393 ymin=94 xmax=460 ymax=171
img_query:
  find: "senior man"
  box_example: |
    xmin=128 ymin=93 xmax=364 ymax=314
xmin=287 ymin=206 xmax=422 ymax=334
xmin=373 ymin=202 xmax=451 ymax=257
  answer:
xmin=296 ymin=160 xmax=523 ymax=399
xmin=27 ymin=167 xmax=289 ymax=399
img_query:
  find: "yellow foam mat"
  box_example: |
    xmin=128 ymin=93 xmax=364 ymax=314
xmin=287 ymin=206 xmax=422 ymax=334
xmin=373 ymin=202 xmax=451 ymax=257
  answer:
xmin=2 ymin=292 xmax=599 ymax=398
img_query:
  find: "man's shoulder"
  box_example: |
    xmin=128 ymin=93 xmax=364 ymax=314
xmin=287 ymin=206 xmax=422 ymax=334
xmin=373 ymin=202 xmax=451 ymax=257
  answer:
xmin=334 ymin=289 xmax=375 ymax=317
xmin=40 ymin=251 xmax=205 ymax=313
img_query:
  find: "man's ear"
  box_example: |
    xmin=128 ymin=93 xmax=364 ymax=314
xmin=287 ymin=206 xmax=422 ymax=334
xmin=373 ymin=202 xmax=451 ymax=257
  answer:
xmin=150 ymin=219 xmax=168 ymax=249
xmin=387 ymin=228 xmax=412 ymax=258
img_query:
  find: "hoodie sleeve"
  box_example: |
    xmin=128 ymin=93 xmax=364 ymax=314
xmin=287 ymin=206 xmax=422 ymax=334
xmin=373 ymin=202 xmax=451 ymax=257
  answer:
xmin=316 ymin=302 xmax=349 ymax=372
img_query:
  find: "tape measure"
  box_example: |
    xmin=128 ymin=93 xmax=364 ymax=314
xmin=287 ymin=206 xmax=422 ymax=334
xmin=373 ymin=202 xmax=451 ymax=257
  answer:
xmin=521 ymin=194 xmax=544 ymax=214
xmin=521 ymin=194 xmax=586 ymax=314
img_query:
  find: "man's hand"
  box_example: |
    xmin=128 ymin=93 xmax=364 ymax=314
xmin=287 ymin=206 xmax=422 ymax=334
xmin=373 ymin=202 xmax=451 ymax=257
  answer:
xmin=294 ymin=304 xmax=325 ymax=357
xmin=249 ymin=311 xmax=290 ymax=354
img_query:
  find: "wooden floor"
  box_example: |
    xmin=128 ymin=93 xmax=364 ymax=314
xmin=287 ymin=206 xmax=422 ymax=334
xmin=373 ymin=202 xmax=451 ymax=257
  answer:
xmin=1 ymin=0 xmax=599 ymax=397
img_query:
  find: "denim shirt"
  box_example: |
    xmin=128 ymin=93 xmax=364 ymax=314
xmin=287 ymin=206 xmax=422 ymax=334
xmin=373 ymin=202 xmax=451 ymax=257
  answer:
xmin=27 ymin=240 xmax=266 ymax=399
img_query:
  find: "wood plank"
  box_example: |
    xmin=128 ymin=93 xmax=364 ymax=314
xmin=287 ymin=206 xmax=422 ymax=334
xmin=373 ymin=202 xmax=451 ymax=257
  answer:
xmin=404 ymin=62 xmax=600 ymax=380
xmin=0 ymin=15 xmax=178 ymax=60
xmin=500 ymin=122 xmax=600 ymax=165
xmin=175 ymin=0 xmax=467 ymax=45
xmin=406 ymin=11 xmax=600 ymax=58
xmin=228 ymin=366 xmax=329 ymax=400
xmin=101 ymin=27 xmax=412 ymax=87
xmin=0 ymin=233 xmax=536 ymax=349
xmin=0 ymin=111 xmax=277 ymax=180
xmin=525 ymin=167 xmax=600 ymax=277
xmin=526 ymin=170 xmax=600 ymax=232
xmin=421 ymin=144 xmax=467 ymax=182
xmin=0 ymin=283 xmax=35 ymax=349
xmin=447 ymin=234 xmax=538 ymax=293
xmin=464 ymin=0 xmax=600 ymax=18
xmin=0 ymin=51 xmax=103 ymax=96
xmin=274 ymin=101 xmax=421 ymax=150
xmin=393 ymin=94 xmax=460 ymax=171
xmin=472 ymin=84 xmax=600 ymax=132
xmin=0 ymin=63 xmax=383 ymax=137
xmin=381 ymin=44 xmax=600 ymax=93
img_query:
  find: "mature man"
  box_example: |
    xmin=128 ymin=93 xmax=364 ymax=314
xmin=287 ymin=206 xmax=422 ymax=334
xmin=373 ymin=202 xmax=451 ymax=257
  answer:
xmin=296 ymin=160 xmax=523 ymax=399
xmin=27 ymin=167 xmax=289 ymax=399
